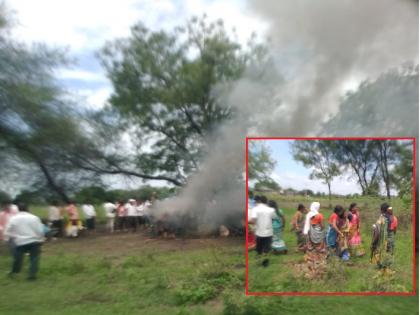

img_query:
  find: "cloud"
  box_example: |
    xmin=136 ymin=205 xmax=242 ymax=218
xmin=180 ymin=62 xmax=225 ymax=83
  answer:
xmin=76 ymin=87 xmax=112 ymax=110
xmin=57 ymin=68 xmax=108 ymax=83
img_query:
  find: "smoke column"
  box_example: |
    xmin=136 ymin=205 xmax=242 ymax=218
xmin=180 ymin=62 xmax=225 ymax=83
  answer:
xmin=154 ymin=0 xmax=418 ymax=228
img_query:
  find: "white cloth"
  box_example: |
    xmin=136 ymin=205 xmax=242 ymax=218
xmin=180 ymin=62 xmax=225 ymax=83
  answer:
xmin=4 ymin=212 xmax=44 ymax=246
xmin=48 ymin=206 xmax=62 ymax=221
xmin=136 ymin=204 xmax=145 ymax=216
xmin=82 ymin=204 xmax=96 ymax=219
xmin=103 ymin=202 xmax=116 ymax=218
xmin=125 ymin=203 xmax=137 ymax=217
xmin=250 ymin=203 xmax=276 ymax=237
xmin=303 ymin=202 xmax=320 ymax=235
xmin=143 ymin=201 xmax=152 ymax=216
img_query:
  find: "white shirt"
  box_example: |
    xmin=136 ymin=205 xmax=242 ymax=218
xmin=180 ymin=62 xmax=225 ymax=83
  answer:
xmin=103 ymin=202 xmax=116 ymax=218
xmin=251 ymin=203 xmax=277 ymax=237
xmin=136 ymin=204 xmax=145 ymax=216
xmin=4 ymin=212 xmax=44 ymax=246
xmin=48 ymin=206 xmax=62 ymax=221
xmin=82 ymin=204 xmax=96 ymax=218
xmin=125 ymin=203 xmax=137 ymax=216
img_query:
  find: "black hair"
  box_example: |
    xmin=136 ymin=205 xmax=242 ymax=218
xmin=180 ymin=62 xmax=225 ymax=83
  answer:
xmin=349 ymin=203 xmax=357 ymax=211
xmin=51 ymin=200 xmax=59 ymax=206
xmin=260 ymin=195 xmax=268 ymax=204
xmin=18 ymin=202 xmax=28 ymax=212
xmin=248 ymin=191 xmax=254 ymax=199
xmin=334 ymin=205 xmax=344 ymax=215
xmin=297 ymin=204 xmax=305 ymax=211
xmin=254 ymin=195 xmax=261 ymax=203
xmin=268 ymin=200 xmax=278 ymax=211
xmin=380 ymin=203 xmax=390 ymax=213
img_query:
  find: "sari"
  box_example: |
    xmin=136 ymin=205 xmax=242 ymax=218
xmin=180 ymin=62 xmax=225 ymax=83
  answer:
xmin=291 ymin=211 xmax=306 ymax=250
xmin=272 ymin=209 xmax=287 ymax=253
xmin=371 ymin=214 xmax=393 ymax=268
xmin=336 ymin=216 xmax=350 ymax=260
xmin=348 ymin=210 xmax=365 ymax=257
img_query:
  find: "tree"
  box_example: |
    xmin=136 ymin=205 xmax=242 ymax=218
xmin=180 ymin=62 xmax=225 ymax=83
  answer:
xmin=0 ymin=7 xmax=102 ymax=202
xmin=333 ymin=140 xmax=381 ymax=196
xmin=291 ymin=140 xmax=340 ymax=203
xmin=389 ymin=141 xmax=413 ymax=199
xmin=248 ymin=141 xmax=276 ymax=182
xmin=99 ymin=15 xmax=265 ymax=186
xmin=254 ymin=178 xmax=280 ymax=191
xmin=323 ymin=64 xmax=418 ymax=137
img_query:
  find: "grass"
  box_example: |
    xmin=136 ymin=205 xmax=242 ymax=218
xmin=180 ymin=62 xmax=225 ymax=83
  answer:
xmin=248 ymin=194 xmax=415 ymax=293
xmin=0 ymin=195 xmax=417 ymax=314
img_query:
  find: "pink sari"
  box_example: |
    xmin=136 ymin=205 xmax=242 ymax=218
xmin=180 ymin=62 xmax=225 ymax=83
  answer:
xmin=348 ymin=211 xmax=361 ymax=246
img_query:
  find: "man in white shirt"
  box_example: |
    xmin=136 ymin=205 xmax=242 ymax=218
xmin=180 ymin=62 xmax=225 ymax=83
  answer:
xmin=103 ymin=200 xmax=117 ymax=233
xmin=4 ymin=203 xmax=44 ymax=280
xmin=136 ymin=200 xmax=145 ymax=229
xmin=125 ymin=199 xmax=138 ymax=232
xmin=250 ymin=195 xmax=276 ymax=262
xmin=82 ymin=202 xmax=96 ymax=232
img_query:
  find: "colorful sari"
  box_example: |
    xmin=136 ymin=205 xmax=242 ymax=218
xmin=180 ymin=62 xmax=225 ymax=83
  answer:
xmin=336 ymin=216 xmax=350 ymax=260
xmin=348 ymin=211 xmax=365 ymax=257
xmin=272 ymin=209 xmax=287 ymax=253
xmin=371 ymin=214 xmax=393 ymax=268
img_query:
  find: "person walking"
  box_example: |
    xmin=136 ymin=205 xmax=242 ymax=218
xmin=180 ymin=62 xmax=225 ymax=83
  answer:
xmin=4 ymin=203 xmax=44 ymax=280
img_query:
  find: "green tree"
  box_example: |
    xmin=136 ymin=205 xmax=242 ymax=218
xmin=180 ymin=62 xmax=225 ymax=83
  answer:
xmin=292 ymin=140 xmax=340 ymax=203
xmin=99 ymin=15 xmax=265 ymax=186
xmin=248 ymin=141 xmax=276 ymax=182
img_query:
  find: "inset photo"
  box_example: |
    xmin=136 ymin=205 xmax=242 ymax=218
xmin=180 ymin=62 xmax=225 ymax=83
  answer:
xmin=246 ymin=138 xmax=416 ymax=295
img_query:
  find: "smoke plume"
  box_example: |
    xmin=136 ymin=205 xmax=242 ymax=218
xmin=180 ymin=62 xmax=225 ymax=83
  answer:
xmin=154 ymin=0 xmax=418 ymax=229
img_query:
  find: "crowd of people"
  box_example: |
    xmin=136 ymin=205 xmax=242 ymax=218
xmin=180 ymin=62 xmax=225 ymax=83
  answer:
xmin=0 ymin=198 xmax=154 ymax=280
xmin=247 ymin=192 xmax=398 ymax=270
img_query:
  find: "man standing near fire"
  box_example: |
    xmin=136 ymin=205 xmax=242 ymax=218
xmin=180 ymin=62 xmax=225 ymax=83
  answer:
xmin=250 ymin=195 xmax=277 ymax=267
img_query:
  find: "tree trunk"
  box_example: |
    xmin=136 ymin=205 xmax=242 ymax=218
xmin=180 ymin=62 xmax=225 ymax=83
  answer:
xmin=36 ymin=160 xmax=70 ymax=203
xmin=327 ymin=182 xmax=332 ymax=208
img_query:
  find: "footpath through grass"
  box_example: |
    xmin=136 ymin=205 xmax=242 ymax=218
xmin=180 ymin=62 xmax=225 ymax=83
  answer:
xmin=0 ymin=232 xmax=418 ymax=315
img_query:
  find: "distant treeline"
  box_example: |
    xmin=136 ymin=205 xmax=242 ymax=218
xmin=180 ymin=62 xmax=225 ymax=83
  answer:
xmin=0 ymin=185 xmax=177 ymax=205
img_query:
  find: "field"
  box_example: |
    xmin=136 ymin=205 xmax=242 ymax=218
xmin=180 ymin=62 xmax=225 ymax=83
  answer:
xmin=248 ymin=194 xmax=415 ymax=293
xmin=0 ymin=196 xmax=417 ymax=314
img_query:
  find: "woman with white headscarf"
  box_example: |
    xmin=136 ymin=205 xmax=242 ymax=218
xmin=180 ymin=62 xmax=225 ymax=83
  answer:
xmin=303 ymin=202 xmax=325 ymax=252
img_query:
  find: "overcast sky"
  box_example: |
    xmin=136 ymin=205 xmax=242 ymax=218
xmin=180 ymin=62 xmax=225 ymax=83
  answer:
xmin=7 ymin=0 xmax=268 ymax=111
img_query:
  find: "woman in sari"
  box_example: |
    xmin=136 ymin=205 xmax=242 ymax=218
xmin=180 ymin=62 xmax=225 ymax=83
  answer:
xmin=335 ymin=206 xmax=350 ymax=261
xmin=291 ymin=204 xmax=307 ymax=251
xmin=269 ymin=200 xmax=287 ymax=254
xmin=303 ymin=202 xmax=325 ymax=253
xmin=371 ymin=203 xmax=394 ymax=269
xmin=325 ymin=206 xmax=341 ymax=251
xmin=348 ymin=203 xmax=365 ymax=257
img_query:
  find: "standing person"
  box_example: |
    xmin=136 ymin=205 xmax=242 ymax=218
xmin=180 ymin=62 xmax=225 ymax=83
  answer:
xmin=82 ymin=201 xmax=96 ymax=233
xmin=290 ymin=204 xmax=307 ymax=252
xmin=103 ymin=200 xmax=117 ymax=233
xmin=326 ymin=206 xmax=341 ymax=251
xmin=334 ymin=205 xmax=350 ymax=261
xmin=125 ymin=199 xmax=138 ymax=232
xmin=0 ymin=202 xmax=18 ymax=254
xmin=303 ymin=202 xmax=325 ymax=253
xmin=386 ymin=207 xmax=398 ymax=254
xmin=10 ymin=202 xmax=19 ymax=215
xmin=116 ymin=201 xmax=127 ymax=232
xmin=268 ymin=200 xmax=287 ymax=254
xmin=348 ymin=203 xmax=364 ymax=257
xmin=66 ymin=201 xmax=80 ymax=238
xmin=136 ymin=200 xmax=145 ymax=229
xmin=250 ymin=195 xmax=277 ymax=266
xmin=371 ymin=203 xmax=394 ymax=270
xmin=48 ymin=201 xmax=63 ymax=238
xmin=247 ymin=195 xmax=259 ymax=250
xmin=4 ymin=203 xmax=44 ymax=280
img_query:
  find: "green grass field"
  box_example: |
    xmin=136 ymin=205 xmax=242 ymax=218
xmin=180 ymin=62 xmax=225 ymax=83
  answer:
xmin=248 ymin=194 xmax=415 ymax=293
xmin=0 ymin=196 xmax=417 ymax=314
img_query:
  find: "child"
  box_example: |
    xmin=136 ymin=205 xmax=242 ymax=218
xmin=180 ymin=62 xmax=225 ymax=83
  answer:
xmin=291 ymin=204 xmax=307 ymax=251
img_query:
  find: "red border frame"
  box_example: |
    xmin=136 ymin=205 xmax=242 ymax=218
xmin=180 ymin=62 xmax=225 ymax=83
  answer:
xmin=245 ymin=137 xmax=417 ymax=296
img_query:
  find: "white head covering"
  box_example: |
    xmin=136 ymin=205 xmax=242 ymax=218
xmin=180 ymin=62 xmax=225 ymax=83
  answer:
xmin=303 ymin=202 xmax=321 ymax=235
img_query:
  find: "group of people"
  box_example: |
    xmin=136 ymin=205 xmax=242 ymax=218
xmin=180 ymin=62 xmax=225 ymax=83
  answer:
xmin=0 ymin=198 xmax=153 ymax=280
xmin=47 ymin=199 xmax=153 ymax=238
xmin=248 ymin=192 xmax=398 ymax=270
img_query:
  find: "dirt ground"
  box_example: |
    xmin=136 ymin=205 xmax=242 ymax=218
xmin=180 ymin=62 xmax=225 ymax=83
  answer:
xmin=0 ymin=231 xmax=244 ymax=257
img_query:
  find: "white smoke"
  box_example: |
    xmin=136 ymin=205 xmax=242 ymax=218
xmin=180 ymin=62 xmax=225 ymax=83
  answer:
xmin=154 ymin=0 xmax=418 ymax=229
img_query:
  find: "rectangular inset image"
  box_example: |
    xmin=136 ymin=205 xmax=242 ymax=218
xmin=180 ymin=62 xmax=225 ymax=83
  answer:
xmin=245 ymin=137 xmax=416 ymax=295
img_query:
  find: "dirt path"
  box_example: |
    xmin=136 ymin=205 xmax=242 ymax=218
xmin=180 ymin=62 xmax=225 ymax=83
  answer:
xmin=0 ymin=232 xmax=244 ymax=257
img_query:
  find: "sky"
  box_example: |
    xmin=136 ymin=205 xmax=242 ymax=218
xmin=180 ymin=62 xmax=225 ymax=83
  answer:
xmin=6 ymin=0 xmax=269 ymax=111
xmin=257 ymin=139 xmax=363 ymax=195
